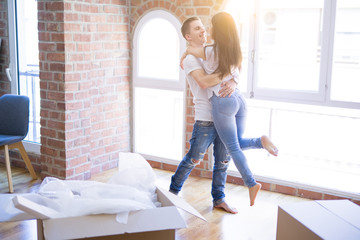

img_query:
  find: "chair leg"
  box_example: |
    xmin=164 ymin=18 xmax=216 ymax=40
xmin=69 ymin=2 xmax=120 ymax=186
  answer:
xmin=4 ymin=145 xmax=14 ymax=193
xmin=15 ymin=142 xmax=38 ymax=180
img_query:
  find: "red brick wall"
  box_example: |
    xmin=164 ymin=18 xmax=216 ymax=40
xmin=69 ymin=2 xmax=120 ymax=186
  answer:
xmin=38 ymin=0 xmax=130 ymax=180
xmin=0 ymin=0 xmax=10 ymax=95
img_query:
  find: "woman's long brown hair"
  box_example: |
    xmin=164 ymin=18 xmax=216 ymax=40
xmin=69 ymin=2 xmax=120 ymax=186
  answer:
xmin=211 ymin=12 xmax=242 ymax=79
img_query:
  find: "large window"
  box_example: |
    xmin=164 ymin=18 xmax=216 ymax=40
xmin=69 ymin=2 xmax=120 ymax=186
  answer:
xmin=225 ymin=0 xmax=360 ymax=197
xmin=133 ymin=10 xmax=186 ymax=162
xmin=254 ymin=1 xmax=325 ymax=100
xmin=8 ymin=0 xmax=40 ymax=151
xmin=330 ymin=1 xmax=360 ymax=103
xmin=228 ymin=0 xmax=360 ymax=108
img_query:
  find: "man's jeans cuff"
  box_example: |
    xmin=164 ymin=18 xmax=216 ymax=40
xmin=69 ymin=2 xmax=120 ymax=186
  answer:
xmin=169 ymin=188 xmax=179 ymax=195
xmin=213 ymin=198 xmax=225 ymax=206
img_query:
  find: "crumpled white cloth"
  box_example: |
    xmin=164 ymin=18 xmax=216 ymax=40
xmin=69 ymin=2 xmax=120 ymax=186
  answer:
xmin=29 ymin=177 xmax=157 ymax=217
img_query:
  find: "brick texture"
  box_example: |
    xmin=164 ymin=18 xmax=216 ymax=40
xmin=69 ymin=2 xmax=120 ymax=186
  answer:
xmin=0 ymin=0 xmax=10 ymax=95
xmin=38 ymin=0 xmax=130 ymax=179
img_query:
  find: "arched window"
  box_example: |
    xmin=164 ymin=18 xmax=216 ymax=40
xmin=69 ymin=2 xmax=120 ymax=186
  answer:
xmin=133 ymin=10 xmax=186 ymax=162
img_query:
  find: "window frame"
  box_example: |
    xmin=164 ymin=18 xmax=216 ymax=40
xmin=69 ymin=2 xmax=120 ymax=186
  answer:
xmin=132 ymin=10 xmax=186 ymax=92
xmin=7 ymin=0 xmax=18 ymax=94
xmin=248 ymin=0 xmax=360 ymax=109
xmin=7 ymin=0 xmax=41 ymax=154
xmin=132 ymin=10 xmax=186 ymax=164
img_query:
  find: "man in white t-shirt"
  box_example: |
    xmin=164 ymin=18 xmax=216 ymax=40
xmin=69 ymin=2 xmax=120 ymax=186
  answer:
xmin=169 ymin=16 xmax=240 ymax=213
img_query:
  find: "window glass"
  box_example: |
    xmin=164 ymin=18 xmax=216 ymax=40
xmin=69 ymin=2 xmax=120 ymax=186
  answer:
xmin=17 ymin=0 xmax=40 ymax=143
xmin=134 ymin=88 xmax=184 ymax=160
xmin=268 ymin=105 xmax=360 ymax=193
xmin=330 ymin=0 xmax=360 ymax=103
xmin=228 ymin=101 xmax=360 ymax=194
xmin=256 ymin=0 xmax=324 ymax=91
xmin=138 ymin=18 xmax=180 ymax=80
xmin=224 ymin=0 xmax=252 ymax=92
xmin=133 ymin=11 xmax=184 ymax=162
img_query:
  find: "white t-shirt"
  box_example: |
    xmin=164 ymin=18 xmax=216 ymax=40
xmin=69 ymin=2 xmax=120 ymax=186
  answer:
xmin=183 ymin=55 xmax=213 ymax=121
xmin=203 ymin=46 xmax=240 ymax=99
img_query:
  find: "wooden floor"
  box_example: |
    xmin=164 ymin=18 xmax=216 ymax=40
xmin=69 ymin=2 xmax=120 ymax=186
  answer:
xmin=0 ymin=164 xmax=308 ymax=240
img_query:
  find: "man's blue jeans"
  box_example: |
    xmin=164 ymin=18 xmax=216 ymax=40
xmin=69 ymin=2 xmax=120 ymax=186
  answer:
xmin=170 ymin=119 xmax=262 ymax=205
xmin=210 ymin=89 xmax=258 ymax=188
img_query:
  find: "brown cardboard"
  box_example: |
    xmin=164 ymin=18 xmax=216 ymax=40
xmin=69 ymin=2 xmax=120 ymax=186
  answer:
xmin=35 ymin=218 xmax=176 ymax=240
xmin=276 ymin=200 xmax=360 ymax=240
xmin=81 ymin=229 xmax=176 ymax=240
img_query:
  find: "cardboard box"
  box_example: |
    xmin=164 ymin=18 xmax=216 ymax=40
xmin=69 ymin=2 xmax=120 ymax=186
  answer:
xmin=2 ymin=187 xmax=206 ymax=240
xmin=276 ymin=200 xmax=360 ymax=240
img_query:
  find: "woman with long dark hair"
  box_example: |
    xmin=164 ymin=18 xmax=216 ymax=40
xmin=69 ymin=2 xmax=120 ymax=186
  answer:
xmin=183 ymin=12 xmax=278 ymax=206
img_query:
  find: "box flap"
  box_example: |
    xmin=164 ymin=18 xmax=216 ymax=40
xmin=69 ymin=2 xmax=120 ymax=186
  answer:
xmin=12 ymin=195 xmax=61 ymax=219
xmin=43 ymin=206 xmax=186 ymax=240
xmin=316 ymin=200 xmax=360 ymax=230
xmin=280 ymin=201 xmax=360 ymax=239
xmin=156 ymin=187 xmax=207 ymax=222
xmin=0 ymin=194 xmax=35 ymax=222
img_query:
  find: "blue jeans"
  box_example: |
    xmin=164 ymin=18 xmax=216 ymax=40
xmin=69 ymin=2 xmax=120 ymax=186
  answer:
xmin=170 ymin=120 xmax=262 ymax=205
xmin=210 ymin=90 xmax=257 ymax=188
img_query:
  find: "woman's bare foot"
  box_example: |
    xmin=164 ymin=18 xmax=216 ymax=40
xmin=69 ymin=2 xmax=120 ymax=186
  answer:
xmin=214 ymin=201 xmax=238 ymax=214
xmin=261 ymin=135 xmax=278 ymax=156
xmin=249 ymin=183 xmax=261 ymax=206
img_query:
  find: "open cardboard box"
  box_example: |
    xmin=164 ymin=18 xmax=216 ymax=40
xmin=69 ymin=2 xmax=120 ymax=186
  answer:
xmin=276 ymin=199 xmax=360 ymax=240
xmin=1 ymin=187 xmax=206 ymax=240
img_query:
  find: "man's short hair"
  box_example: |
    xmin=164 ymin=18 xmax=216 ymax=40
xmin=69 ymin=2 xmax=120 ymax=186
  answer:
xmin=181 ymin=16 xmax=201 ymax=39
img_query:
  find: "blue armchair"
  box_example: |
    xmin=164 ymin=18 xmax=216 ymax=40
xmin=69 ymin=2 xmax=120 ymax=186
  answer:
xmin=0 ymin=94 xmax=37 ymax=193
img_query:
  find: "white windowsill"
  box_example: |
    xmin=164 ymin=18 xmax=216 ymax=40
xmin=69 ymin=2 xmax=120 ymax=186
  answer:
xmin=23 ymin=141 xmax=40 ymax=154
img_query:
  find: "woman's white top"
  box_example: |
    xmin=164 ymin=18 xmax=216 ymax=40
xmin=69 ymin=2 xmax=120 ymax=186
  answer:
xmin=203 ymin=46 xmax=240 ymax=99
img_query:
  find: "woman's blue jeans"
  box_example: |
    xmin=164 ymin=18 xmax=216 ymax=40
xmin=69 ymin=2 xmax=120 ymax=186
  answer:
xmin=170 ymin=119 xmax=262 ymax=205
xmin=210 ymin=90 xmax=257 ymax=188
